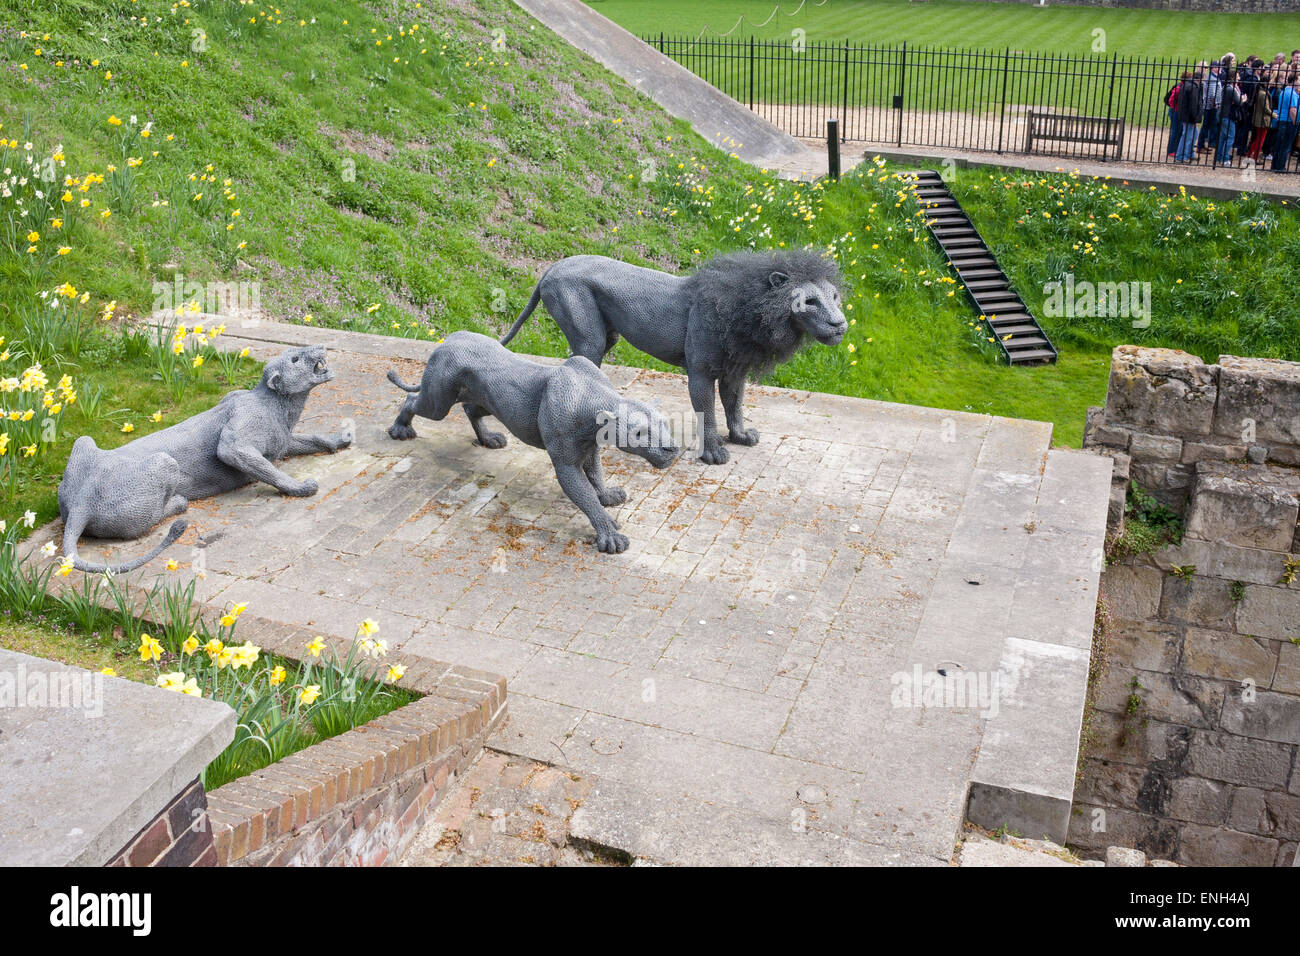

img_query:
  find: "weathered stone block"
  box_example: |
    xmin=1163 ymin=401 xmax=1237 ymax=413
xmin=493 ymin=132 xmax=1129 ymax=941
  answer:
xmin=1084 ymin=405 xmax=1133 ymax=450
xmin=1073 ymin=759 xmax=1146 ymax=812
xmin=1082 ymin=711 xmax=1192 ymax=770
xmin=1214 ymin=355 xmax=1300 ymax=446
xmin=1105 ymin=845 xmax=1147 ymax=866
xmin=1182 ymin=628 xmax=1278 ymax=685
xmin=1098 ymin=668 xmax=1223 ymax=729
xmin=1186 ymin=731 xmax=1292 ymax=789
xmin=1130 ymin=433 xmax=1184 ymax=463
xmin=1154 ymin=538 xmax=1292 ymax=587
xmin=1104 ymin=346 xmax=1216 ymax=437
xmin=1275 ymin=643 xmax=1300 ymax=695
xmin=1227 ymin=787 xmax=1300 ymax=837
xmin=1066 ymin=802 xmax=1178 ymax=859
xmin=1184 ymin=465 xmax=1300 ymax=552
xmin=1237 ymin=585 xmax=1300 ymax=642
xmin=1176 ymin=822 xmax=1278 ymax=866
xmin=1167 ymin=776 xmax=1231 ymax=825
xmin=1182 ymin=441 xmax=1247 ymax=464
xmin=1105 ymin=619 xmax=1180 ymax=673
xmin=1130 ymin=461 xmax=1194 ymax=507
xmin=1101 ymin=564 xmax=1163 ymax=622
xmin=1160 ymin=574 xmax=1238 ymax=631
xmin=1220 ymin=689 xmax=1300 ymax=744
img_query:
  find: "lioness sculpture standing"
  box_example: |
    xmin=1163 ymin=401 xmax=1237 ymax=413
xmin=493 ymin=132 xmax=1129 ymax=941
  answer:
xmin=499 ymin=249 xmax=847 ymax=464
xmin=58 ymin=344 xmax=350 ymax=573
xmin=386 ymin=331 xmax=679 ymax=554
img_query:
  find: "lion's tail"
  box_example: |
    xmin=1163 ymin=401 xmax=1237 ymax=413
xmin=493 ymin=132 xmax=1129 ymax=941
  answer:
xmin=499 ymin=282 xmax=543 ymax=346
xmin=386 ymin=369 xmax=421 ymax=393
xmin=61 ymin=514 xmax=188 ymax=575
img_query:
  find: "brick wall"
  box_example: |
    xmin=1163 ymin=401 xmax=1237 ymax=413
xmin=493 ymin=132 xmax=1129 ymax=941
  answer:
xmin=107 ymin=778 xmax=217 ymax=867
xmin=1072 ymin=346 xmax=1300 ymax=867
xmin=207 ymin=665 xmax=505 ymax=867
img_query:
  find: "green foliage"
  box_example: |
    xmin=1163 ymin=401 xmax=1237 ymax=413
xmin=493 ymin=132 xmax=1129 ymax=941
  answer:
xmin=1108 ymin=482 xmax=1185 ymax=563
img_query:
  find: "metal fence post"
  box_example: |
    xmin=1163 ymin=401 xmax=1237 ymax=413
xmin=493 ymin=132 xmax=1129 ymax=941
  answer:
xmin=896 ymin=42 xmax=907 ymax=147
xmin=658 ymin=32 xmax=664 ymax=55
xmin=842 ymin=40 xmax=850 ymax=144
xmin=749 ymin=37 xmax=755 ymax=111
xmin=827 ymin=119 xmax=841 ymax=179
xmin=997 ymin=47 xmax=1010 ymax=154
xmin=1103 ymin=51 xmax=1118 ymax=161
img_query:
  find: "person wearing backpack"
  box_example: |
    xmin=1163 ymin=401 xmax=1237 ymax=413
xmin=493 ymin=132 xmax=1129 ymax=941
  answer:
xmin=1197 ymin=58 xmax=1226 ymax=154
xmin=1247 ymin=76 xmax=1273 ymax=161
xmin=1165 ymin=72 xmax=1188 ymax=159
xmin=1272 ymin=75 xmax=1300 ymax=171
xmin=1176 ymin=70 xmax=1205 ymax=163
xmin=1217 ymin=69 xmax=1243 ymax=165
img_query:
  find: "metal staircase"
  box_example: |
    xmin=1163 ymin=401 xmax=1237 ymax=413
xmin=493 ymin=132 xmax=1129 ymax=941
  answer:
xmin=901 ymin=169 xmax=1057 ymax=366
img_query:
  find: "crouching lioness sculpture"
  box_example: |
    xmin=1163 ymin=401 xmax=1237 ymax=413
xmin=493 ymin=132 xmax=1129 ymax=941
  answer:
xmin=499 ymin=249 xmax=847 ymax=464
xmin=58 ymin=345 xmax=351 ymax=573
xmin=386 ymin=331 xmax=679 ymax=554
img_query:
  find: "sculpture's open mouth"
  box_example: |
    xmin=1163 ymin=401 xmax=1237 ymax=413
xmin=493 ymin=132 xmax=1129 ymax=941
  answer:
xmin=314 ymin=359 xmax=327 ymax=374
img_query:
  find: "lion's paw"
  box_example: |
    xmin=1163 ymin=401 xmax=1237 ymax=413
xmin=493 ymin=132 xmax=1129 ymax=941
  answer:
xmin=598 ymin=486 xmax=628 ymax=507
xmin=595 ymin=530 xmax=630 ymax=554
xmin=698 ymin=443 xmax=730 ymax=465
xmin=286 ymin=478 xmax=318 ymax=497
xmin=388 ymin=423 xmax=418 ymax=441
xmin=331 ymin=432 xmax=354 ymax=452
xmin=728 ymin=427 xmax=760 ymax=447
xmin=477 ymin=431 xmax=508 ymax=449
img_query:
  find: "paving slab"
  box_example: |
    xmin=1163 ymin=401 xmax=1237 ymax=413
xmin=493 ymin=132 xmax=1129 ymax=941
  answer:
xmin=34 ymin=320 xmax=1109 ymax=865
xmin=0 ymin=649 xmax=235 ymax=866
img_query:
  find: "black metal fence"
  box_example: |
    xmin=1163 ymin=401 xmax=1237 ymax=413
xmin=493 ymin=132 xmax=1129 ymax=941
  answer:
xmin=645 ymin=34 xmax=1299 ymax=172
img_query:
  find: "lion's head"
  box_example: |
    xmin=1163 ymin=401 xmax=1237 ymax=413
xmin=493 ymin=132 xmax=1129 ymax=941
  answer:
xmin=262 ymin=345 xmax=334 ymax=395
xmin=690 ymin=249 xmax=847 ymax=380
xmin=596 ymin=399 xmax=680 ymax=469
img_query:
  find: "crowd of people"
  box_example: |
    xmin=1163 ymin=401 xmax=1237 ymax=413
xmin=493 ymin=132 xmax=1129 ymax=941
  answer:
xmin=1166 ymin=51 xmax=1300 ymax=170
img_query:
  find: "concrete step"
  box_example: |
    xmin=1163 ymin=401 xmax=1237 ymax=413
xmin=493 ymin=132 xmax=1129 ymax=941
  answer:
xmin=567 ymin=771 xmax=941 ymax=866
xmin=966 ymin=449 xmax=1113 ymax=844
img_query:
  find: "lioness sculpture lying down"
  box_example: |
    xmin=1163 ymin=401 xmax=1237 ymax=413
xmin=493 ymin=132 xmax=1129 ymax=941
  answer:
xmin=386 ymin=331 xmax=679 ymax=554
xmin=499 ymin=249 xmax=848 ymax=464
xmin=58 ymin=345 xmax=351 ymax=573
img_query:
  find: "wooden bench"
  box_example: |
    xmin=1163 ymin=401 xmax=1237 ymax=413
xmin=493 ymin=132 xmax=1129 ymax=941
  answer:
xmin=1023 ymin=110 xmax=1125 ymax=160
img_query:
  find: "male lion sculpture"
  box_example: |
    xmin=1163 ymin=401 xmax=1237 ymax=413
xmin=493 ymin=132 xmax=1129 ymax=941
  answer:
xmin=57 ymin=344 xmax=350 ymax=574
xmin=386 ymin=331 xmax=679 ymax=554
xmin=499 ymin=249 xmax=847 ymax=464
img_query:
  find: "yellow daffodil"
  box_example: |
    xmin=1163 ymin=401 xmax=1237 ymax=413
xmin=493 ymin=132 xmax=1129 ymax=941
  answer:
xmin=299 ymin=685 xmax=321 ymax=706
xmin=138 ymin=634 xmax=163 ymax=662
xmin=305 ymin=636 xmax=325 ymax=658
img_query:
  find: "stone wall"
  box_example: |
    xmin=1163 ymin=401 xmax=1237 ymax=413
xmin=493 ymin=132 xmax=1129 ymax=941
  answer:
xmin=107 ymin=778 xmax=216 ymax=867
xmin=1072 ymin=346 xmax=1300 ymax=867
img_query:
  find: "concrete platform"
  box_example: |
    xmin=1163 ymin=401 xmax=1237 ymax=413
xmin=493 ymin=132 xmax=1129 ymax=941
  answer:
xmin=0 ymin=649 xmax=234 ymax=866
xmin=42 ymin=321 xmax=1110 ymax=864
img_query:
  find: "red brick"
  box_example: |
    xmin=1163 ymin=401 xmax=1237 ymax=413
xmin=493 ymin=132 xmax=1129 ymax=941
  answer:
xmin=127 ymin=816 xmax=172 ymax=867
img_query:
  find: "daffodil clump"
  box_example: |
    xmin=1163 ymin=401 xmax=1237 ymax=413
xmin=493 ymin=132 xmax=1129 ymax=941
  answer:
xmin=131 ymin=612 xmax=416 ymax=792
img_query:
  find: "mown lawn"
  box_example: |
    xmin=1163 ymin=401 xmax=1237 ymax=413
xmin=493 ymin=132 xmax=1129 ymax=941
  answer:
xmin=591 ymin=0 xmax=1297 ymax=58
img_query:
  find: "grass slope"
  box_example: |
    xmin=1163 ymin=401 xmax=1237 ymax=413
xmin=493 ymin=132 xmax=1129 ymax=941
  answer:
xmin=590 ymin=0 xmax=1299 ymax=58
xmin=1 ymin=0 xmax=1297 ymax=535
